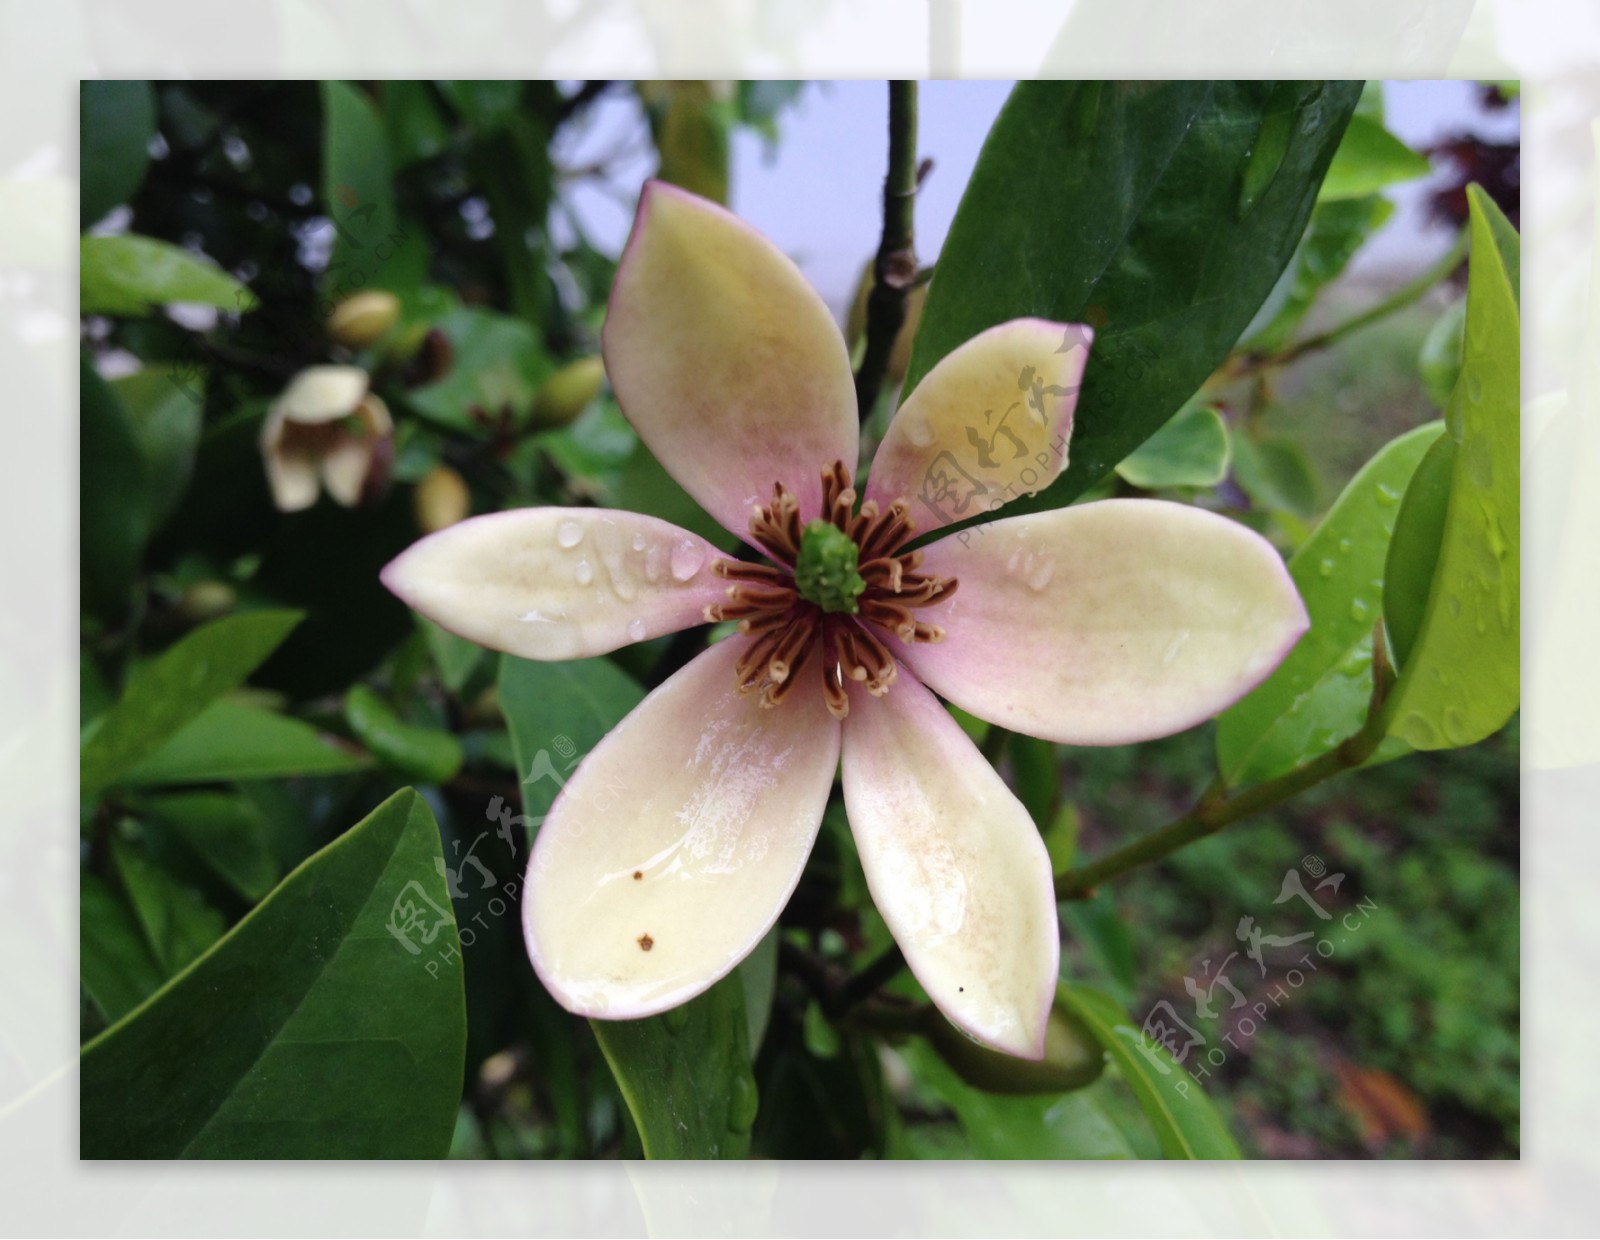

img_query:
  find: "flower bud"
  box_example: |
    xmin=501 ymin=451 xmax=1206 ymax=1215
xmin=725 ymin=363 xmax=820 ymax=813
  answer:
xmin=531 ymin=356 xmax=605 ymax=428
xmin=327 ymin=290 xmax=401 ymax=348
xmin=413 ymin=464 xmax=472 ymax=534
xmin=177 ymin=580 xmax=236 ymax=623
xmin=926 ymin=999 xmax=1105 ymax=1095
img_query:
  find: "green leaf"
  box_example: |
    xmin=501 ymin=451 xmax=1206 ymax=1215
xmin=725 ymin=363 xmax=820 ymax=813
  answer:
xmin=345 ymin=684 xmax=463 ymax=784
xmin=498 ymin=655 xmax=644 ymax=832
xmin=903 ymin=80 xmax=1361 ymax=513
xmin=1231 ymin=432 xmax=1320 ymax=518
xmin=1317 ymin=115 xmax=1432 ymax=200
xmin=468 ymin=108 xmax=556 ymax=327
xmin=80 ymin=353 xmax=152 ymax=620
xmin=137 ymin=792 xmax=282 ymax=902
xmin=437 ymin=80 xmax=526 ymax=131
xmin=1055 ymin=984 xmax=1241 ymax=1159
xmin=113 ymin=838 xmax=226 ymax=976
xmin=903 ymin=1041 xmax=1135 ymax=1159
xmin=591 ymin=971 xmax=757 ymax=1159
xmin=405 ymin=306 xmax=552 ymax=431
xmin=80 ymin=235 xmax=254 ymax=316
xmin=738 ymin=929 xmax=780 ymax=1055
xmin=80 ymin=875 xmax=165 ymax=1025
xmin=80 ymin=610 xmax=303 ymax=799
xmin=1419 ymin=295 xmax=1468 ymax=410
xmin=120 ymin=697 xmax=372 ymax=787
xmin=646 ymin=81 xmax=732 ymax=205
xmin=615 ymin=443 xmax=740 ymax=552
xmin=1114 ymin=404 xmax=1232 ymax=489
xmin=1380 ymin=187 xmax=1519 ymax=751
xmin=112 ymin=367 xmax=203 ymax=531
xmin=320 ymin=81 xmax=403 ymax=294
xmin=421 ymin=617 xmax=485 ymax=694
xmin=1243 ymin=195 xmax=1394 ymax=355
xmin=80 ymin=789 xmax=466 ymax=1158
xmin=1217 ymin=422 xmax=1441 ymax=785
xmin=382 ymin=80 xmax=454 ymax=169
xmin=81 ymin=80 xmax=155 ymax=226
xmin=1382 ymin=432 xmax=1456 ymax=670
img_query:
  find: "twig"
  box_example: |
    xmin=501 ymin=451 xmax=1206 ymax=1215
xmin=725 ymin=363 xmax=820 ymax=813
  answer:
xmin=1055 ymin=625 xmax=1398 ymax=900
xmin=853 ymin=81 xmax=920 ymax=421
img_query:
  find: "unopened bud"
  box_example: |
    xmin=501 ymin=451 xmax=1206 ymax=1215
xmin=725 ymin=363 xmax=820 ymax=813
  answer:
xmin=531 ymin=356 xmax=605 ymax=428
xmin=178 ymin=580 xmax=236 ymax=622
xmin=414 ymin=464 xmax=471 ymax=533
xmin=327 ymin=290 xmax=401 ymax=349
xmin=926 ymin=1001 xmax=1105 ymax=1095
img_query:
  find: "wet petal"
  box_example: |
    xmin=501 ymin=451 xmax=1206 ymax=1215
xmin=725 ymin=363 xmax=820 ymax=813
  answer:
xmin=381 ymin=507 xmax=727 ymax=660
xmin=260 ymin=407 xmax=319 ymax=512
xmin=524 ymin=637 xmax=841 ymax=1018
xmin=842 ymin=671 xmax=1058 ymax=1058
xmin=865 ymin=319 xmax=1091 ymax=532
xmin=899 ymin=500 xmax=1310 ymax=745
xmin=275 ymin=364 xmax=368 ymax=424
xmin=603 ymin=181 xmax=858 ymax=538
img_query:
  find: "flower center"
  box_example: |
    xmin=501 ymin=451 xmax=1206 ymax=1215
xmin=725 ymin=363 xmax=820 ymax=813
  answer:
xmin=703 ymin=460 xmax=958 ymax=720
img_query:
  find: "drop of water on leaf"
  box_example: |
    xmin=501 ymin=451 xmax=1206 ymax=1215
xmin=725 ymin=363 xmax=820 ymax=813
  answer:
xmin=670 ymin=540 xmax=705 ymax=581
xmin=726 ymin=1071 xmax=759 ymax=1135
xmin=1466 ymin=436 xmax=1494 ymax=489
xmin=556 ymin=519 xmax=584 ymax=549
xmin=1375 ymin=484 xmax=1401 ymax=507
xmin=1466 ymin=373 xmax=1484 ymax=404
xmin=1442 ymin=707 xmax=1471 ymax=745
xmin=1318 ymin=558 xmax=1335 ymax=579
xmin=627 ymin=618 xmax=647 ymax=642
xmin=1447 ymin=594 xmax=1462 ymax=617
xmin=1402 ymin=713 xmax=1439 ymax=748
xmin=1349 ymin=599 xmax=1370 ymax=622
xmin=1338 ymin=538 xmax=1352 ymax=554
xmin=575 ymin=559 xmax=594 ymax=585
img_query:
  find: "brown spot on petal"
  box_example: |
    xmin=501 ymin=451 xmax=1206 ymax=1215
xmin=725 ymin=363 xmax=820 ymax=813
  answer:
xmin=637 ymin=933 xmax=654 ymax=951
xmin=632 ymin=870 xmax=643 ymax=881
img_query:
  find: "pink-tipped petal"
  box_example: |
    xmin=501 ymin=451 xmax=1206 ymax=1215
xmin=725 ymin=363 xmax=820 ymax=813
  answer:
xmin=260 ymin=406 xmax=319 ymax=513
xmin=524 ymin=637 xmax=841 ymax=1018
xmin=841 ymin=672 xmax=1058 ymax=1059
xmin=899 ymin=500 xmax=1310 ymax=745
xmin=865 ymin=319 xmax=1092 ymax=533
xmin=603 ymin=181 xmax=859 ymax=539
xmin=381 ymin=508 xmax=726 ymax=661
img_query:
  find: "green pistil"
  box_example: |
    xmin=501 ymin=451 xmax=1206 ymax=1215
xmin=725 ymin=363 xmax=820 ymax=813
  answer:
xmin=794 ymin=519 xmax=867 ymax=614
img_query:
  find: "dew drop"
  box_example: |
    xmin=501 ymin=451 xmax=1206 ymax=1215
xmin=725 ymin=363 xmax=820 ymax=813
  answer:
xmin=905 ymin=414 xmax=936 ymax=448
xmin=632 ymin=532 xmax=648 ymax=552
xmin=670 ymin=539 xmax=705 ymax=581
xmin=1465 ymin=437 xmax=1494 ymax=489
xmin=643 ymin=544 xmax=664 ymax=582
xmin=574 ymin=559 xmax=594 ymax=585
xmin=1026 ymin=558 xmax=1056 ymax=590
xmin=1442 ymin=707 xmax=1471 ymax=745
xmin=1349 ymin=599 xmax=1370 ymax=623
xmin=1447 ymin=594 xmax=1462 ymax=617
xmin=627 ymin=618 xmax=647 ymax=642
xmin=1162 ymin=630 xmax=1191 ymax=666
xmin=1338 ymin=538 xmax=1352 ymax=554
xmin=1375 ymin=484 xmax=1400 ymax=507
xmin=556 ymin=519 xmax=584 ymax=549
xmin=1466 ymin=373 xmax=1484 ymax=404
xmin=1318 ymin=558 xmax=1335 ymax=579
xmin=1401 ymin=712 xmax=1439 ymax=748
xmin=603 ymin=550 xmax=636 ymax=601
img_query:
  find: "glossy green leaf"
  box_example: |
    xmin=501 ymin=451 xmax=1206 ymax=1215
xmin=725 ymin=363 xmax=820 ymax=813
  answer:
xmin=382 ymin=80 xmax=453 ymax=169
xmin=138 ymin=791 xmax=282 ymax=902
xmin=80 ymin=875 xmax=165 ymax=1026
xmin=591 ymin=971 xmax=757 ymax=1159
xmin=1380 ymin=187 xmax=1520 ymax=751
xmin=120 ymin=697 xmax=372 ymax=786
xmin=320 ymin=81 xmax=403 ymax=293
xmin=615 ymin=442 xmax=740 ymax=552
xmin=469 ymin=106 xmax=557 ymax=327
xmin=1217 ymin=422 xmax=1441 ymax=785
xmin=406 ymin=306 xmax=552 ymax=431
xmin=345 ymin=685 xmax=463 ymax=783
xmin=80 ymin=610 xmax=303 ymax=799
xmin=904 ymin=1041 xmax=1134 ymax=1159
xmin=438 ymin=80 xmax=526 ymax=131
xmin=1243 ymin=195 xmax=1394 ymax=355
xmin=1055 ymin=984 xmax=1241 ymax=1159
xmin=80 ymin=235 xmax=254 ymax=317
xmin=1419 ymin=295 xmax=1467 ymax=410
xmin=738 ymin=929 xmax=780 ymax=1056
xmin=81 ymin=80 xmax=155 ymax=226
xmin=113 ymin=838 xmax=226 ymax=977
xmin=903 ymin=80 xmax=1361 ymax=514
xmin=1114 ymin=404 xmax=1232 ymax=489
xmin=1232 ymin=432 xmax=1320 ymax=518
xmin=1318 ymin=115 xmax=1432 ymax=200
xmin=112 ymin=367 xmax=203 ymax=531
xmin=1383 ymin=432 xmax=1456 ymax=670
xmin=80 ymin=789 xmax=466 ymax=1158
xmin=421 ymin=617 xmax=485 ymax=694
xmin=498 ymin=655 xmax=644 ymax=835
xmin=80 ymin=353 xmax=152 ymax=620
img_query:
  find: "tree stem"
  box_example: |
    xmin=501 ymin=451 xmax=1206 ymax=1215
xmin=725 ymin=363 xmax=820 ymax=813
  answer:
xmin=1055 ymin=626 xmax=1396 ymax=900
xmin=854 ymin=81 xmax=919 ymax=421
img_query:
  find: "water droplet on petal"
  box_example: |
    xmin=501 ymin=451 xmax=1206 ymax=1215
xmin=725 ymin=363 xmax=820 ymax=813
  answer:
xmin=905 ymin=413 xmax=935 ymax=448
xmin=1162 ymin=629 xmax=1191 ymax=666
xmin=575 ymin=559 xmax=594 ymax=585
xmin=670 ymin=539 xmax=705 ymax=581
xmin=632 ymin=532 xmax=648 ymax=551
xmin=627 ymin=618 xmax=647 ymax=642
xmin=1026 ymin=558 xmax=1055 ymax=590
xmin=644 ymin=544 xmax=664 ymax=581
xmin=556 ymin=519 xmax=584 ymax=549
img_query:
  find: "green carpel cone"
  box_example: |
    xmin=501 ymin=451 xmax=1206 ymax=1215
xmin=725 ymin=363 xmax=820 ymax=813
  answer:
xmin=794 ymin=519 xmax=866 ymax=614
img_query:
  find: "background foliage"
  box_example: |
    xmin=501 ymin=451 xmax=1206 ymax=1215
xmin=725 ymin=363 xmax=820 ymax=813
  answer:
xmin=79 ymin=79 xmax=1519 ymax=1160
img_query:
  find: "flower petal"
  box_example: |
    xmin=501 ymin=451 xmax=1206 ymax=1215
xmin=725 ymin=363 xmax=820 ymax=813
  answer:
xmin=602 ymin=181 xmax=859 ymax=538
xmin=275 ymin=364 xmax=368 ymax=424
xmin=898 ymin=499 xmax=1310 ymax=745
xmin=524 ymin=637 xmax=841 ymax=1018
xmin=320 ymin=395 xmax=392 ymax=506
xmin=260 ymin=407 xmax=319 ymax=512
xmin=865 ymin=319 xmax=1091 ymax=533
xmin=841 ymin=671 xmax=1058 ymax=1058
xmin=381 ymin=507 xmax=727 ymax=660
